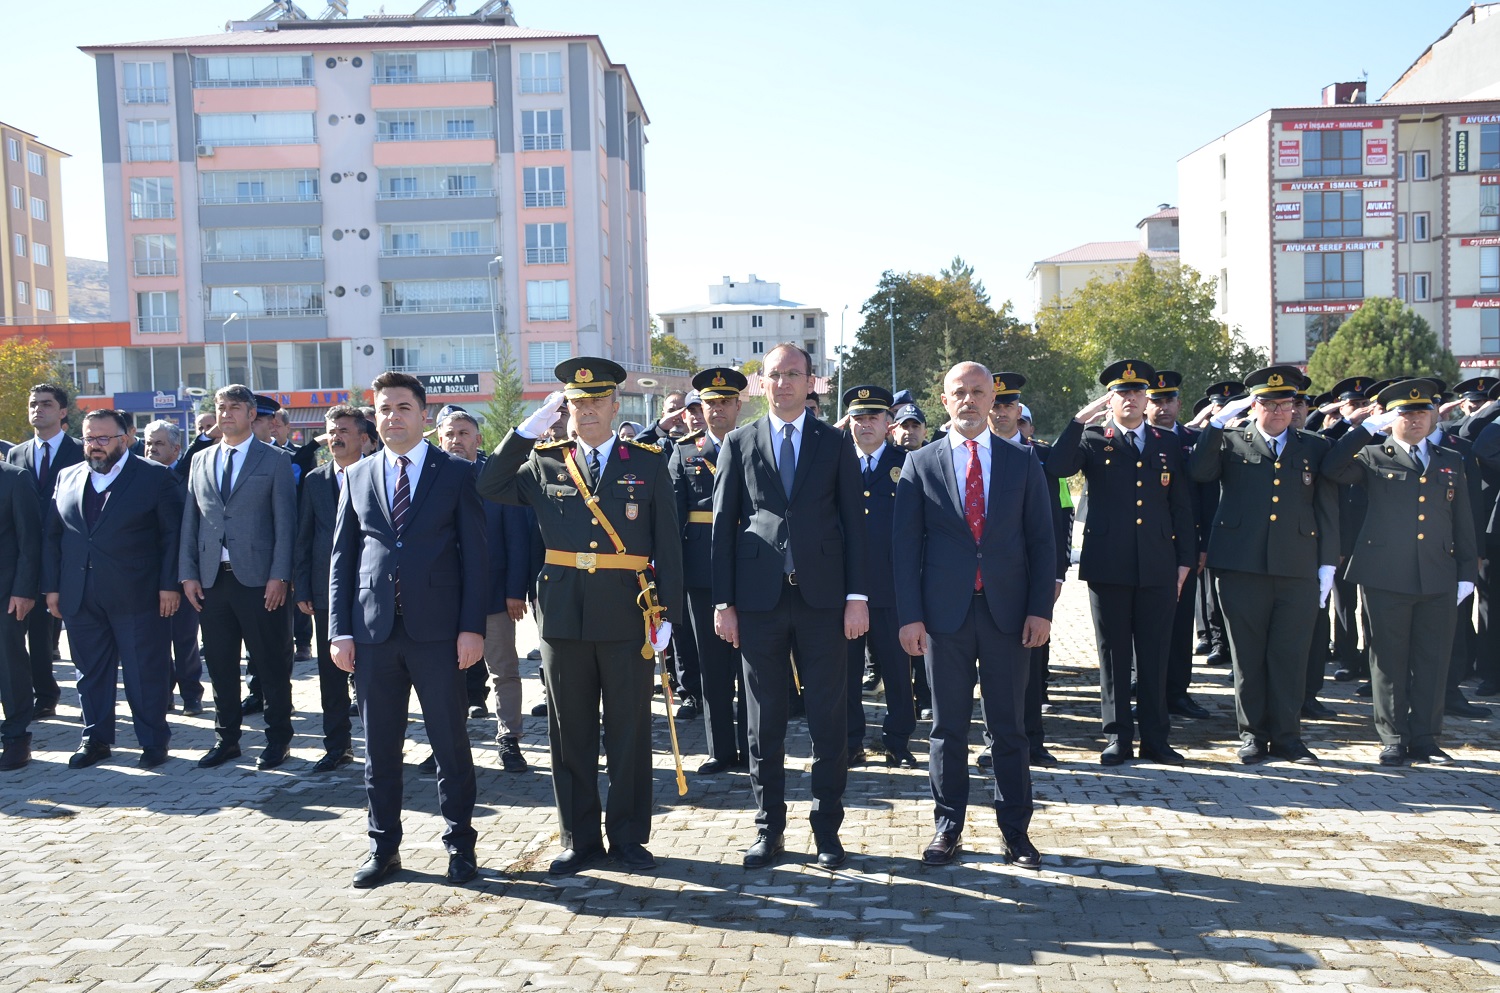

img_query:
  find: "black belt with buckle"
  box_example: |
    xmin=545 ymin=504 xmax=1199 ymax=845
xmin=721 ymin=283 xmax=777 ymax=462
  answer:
xmin=220 ymin=562 xmax=233 ymax=572
xmin=784 ymin=572 xmax=798 ymax=586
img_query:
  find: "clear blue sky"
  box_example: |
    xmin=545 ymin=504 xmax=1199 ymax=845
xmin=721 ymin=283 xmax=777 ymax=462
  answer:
xmin=4 ymin=0 xmax=1472 ymax=350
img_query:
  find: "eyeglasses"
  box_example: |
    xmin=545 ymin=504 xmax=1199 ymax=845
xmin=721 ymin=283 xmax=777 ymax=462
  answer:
xmin=82 ymin=434 xmax=125 ymax=446
xmin=765 ymin=370 xmax=806 ymax=383
xmin=1257 ymin=400 xmax=1295 ymax=413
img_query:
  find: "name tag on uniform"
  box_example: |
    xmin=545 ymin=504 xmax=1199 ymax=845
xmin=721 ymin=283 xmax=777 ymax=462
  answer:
xmin=625 ymin=502 xmax=639 ymax=520
xmin=1303 ymin=471 xmax=1313 ymax=486
xmin=1160 ymin=472 xmax=1170 ymax=486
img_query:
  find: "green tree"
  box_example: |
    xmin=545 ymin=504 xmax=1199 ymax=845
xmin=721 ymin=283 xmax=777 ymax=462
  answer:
xmin=651 ymin=320 xmax=698 ymax=374
xmin=1305 ymin=297 xmax=1458 ymax=392
xmin=481 ymin=335 xmax=527 ymax=449
xmin=1031 ymin=257 xmax=1265 ymax=434
xmin=0 ymin=337 xmax=68 ymax=442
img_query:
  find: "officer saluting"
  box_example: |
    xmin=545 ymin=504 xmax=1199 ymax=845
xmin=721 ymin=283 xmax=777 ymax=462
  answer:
xmin=1323 ymin=379 xmax=1478 ymax=765
xmin=479 ymin=357 xmax=683 ymax=875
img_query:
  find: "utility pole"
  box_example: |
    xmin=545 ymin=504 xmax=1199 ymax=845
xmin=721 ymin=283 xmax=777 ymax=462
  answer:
xmin=887 ymin=297 xmax=897 ymax=392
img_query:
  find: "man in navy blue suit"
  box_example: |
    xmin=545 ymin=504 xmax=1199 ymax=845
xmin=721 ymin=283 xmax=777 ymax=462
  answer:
xmin=329 ymin=372 xmax=488 ymax=889
xmin=44 ymin=409 xmax=183 ymax=769
xmin=893 ymin=362 xmax=1054 ymax=869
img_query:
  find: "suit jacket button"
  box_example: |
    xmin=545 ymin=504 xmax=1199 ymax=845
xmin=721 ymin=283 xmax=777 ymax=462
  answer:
xmin=1269 ymin=514 xmax=1277 ymax=521
xmin=1418 ymin=533 xmax=1425 ymax=540
xmin=976 ymin=552 xmax=982 ymax=558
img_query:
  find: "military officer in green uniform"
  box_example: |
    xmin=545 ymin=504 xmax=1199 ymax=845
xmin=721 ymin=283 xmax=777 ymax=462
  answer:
xmin=479 ymin=357 xmax=683 ymax=874
xmin=1322 ymin=379 xmax=1478 ymax=765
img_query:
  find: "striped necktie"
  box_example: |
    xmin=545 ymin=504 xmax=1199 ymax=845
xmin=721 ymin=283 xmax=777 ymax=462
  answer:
xmin=392 ymin=455 xmax=411 ymax=608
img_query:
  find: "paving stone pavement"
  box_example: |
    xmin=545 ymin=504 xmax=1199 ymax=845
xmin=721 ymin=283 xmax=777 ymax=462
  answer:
xmin=3 ymin=578 xmax=1498 ymax=993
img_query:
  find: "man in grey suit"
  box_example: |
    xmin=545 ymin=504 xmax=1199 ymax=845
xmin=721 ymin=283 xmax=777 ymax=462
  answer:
xmin=180 ymin=384 xmax=298 ymax=770
xmin=0 ymin=460 xmax=40 ymax=770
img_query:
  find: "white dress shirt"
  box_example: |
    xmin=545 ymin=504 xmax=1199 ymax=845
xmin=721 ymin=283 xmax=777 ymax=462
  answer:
xmin=215 ymin=437 xmax=255 ymax=562
xmin=32 ymin=431 xmax=61 ymax=478
xmin=947 ymin=428 xmax=992 ymax=514
xmin=854 ymin=440 xmax=887 ymax=475
xmin=575 ymin=436 xmax=613 ymax=483
xmin=383 ymin=441 xmax=429 ymax=505
xmin=1256 ymin=426 xmax=1290 ymax=457
xmin=767 ymin=410 xmax=807 ymax=471
xmin=88 ymin=455 xmax=127 ymax=492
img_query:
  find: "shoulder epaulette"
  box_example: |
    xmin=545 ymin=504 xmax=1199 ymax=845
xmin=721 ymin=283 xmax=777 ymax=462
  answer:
xmin=535 ymin=438 xmax=572 ymax=451
xmin=625 ymin=438 xmax=663 ymax=454
xmin=676 ymin=429 xmax=705 ymax=445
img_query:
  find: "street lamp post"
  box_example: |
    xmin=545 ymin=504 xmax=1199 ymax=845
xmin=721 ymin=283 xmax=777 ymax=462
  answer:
xmin=887 ymin=296 xmax=897 ymax=393
xmin=487 ymin=255 xmax=504 ymax=374
xmin=220 ymin=312 xmax=239 ymax=388
xmin=232 ymin=290 xmax=252 ymax=391
xmin=836 ymin=303 xmax=849 ymax=418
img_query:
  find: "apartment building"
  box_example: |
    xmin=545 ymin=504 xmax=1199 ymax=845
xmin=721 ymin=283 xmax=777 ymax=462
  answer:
xmin=657 ymin=275 xmax=830 ymax=375
xmin=1028 ymin=207 xmax=1179 ymax=313
xmin=81 ymin=1 xmax=652 ymax=421
xmin=0 ymin=124 xmax=69 ymax=323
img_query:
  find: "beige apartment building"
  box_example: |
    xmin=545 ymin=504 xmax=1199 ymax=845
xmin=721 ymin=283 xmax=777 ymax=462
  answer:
xmin=0 ymin=124 xmax=69 ymax=323
xmin=1028 ymin=207 xmax=1179 ymax=313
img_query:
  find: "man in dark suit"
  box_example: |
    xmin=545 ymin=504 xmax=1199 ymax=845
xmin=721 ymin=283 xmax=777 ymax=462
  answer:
xmin=294 ymin=405 xmax=366 ymax=772
xmin=1317 ymin=377 xmax=1374 ymax=684
xmin=669 ymin=367 xmax=747 ymax=775
xmin=0 ymin=460 xmax=40 ymax=770
xmin=1323 ymin=380 xmax=1478 ymax=764
xmin=1190 ymin=366 xmax=1339 ymax=765
xmin=144 ymin=419 xmax=204 ymax=715
xmin=330 ymin=372 xmax=487 ymax=888
xmin=1050 ymin=360 xmax=1195 ymax=766
xmin=43 ymin=409 xmax=183 ymax=770
xmin=480 ymin=357 xmax=681 ymax=876
xmin=7 ymin=382 xmax=83 ymax=717
xmin=841 ymin=384 xmax=916 ymax=769
xmin=179 ymin=384 xmax=298 ymax=770
xmin=711 ymin=342 xmax=869 ymax=870
xmin=894 ymin=361 xmax=1054 ymax=868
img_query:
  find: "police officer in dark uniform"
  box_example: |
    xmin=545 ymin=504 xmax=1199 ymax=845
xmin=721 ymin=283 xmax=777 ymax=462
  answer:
xmin=668 ymin=367 xmax=748 ymax=774
xmin=1145 ymin=370 xmax=1214 ymax=720
xmin=1050 ymin=359 xmax=1195 ymax=766
xmin=840 ymin=384 xmax=917 ymax=769
xmin=1192 ymin=381 xmax=1244 ymax=667
xmin=1189 ymin=366 xmax=1339 ymax=765
xmin=1322 ymin=379 xmax=1478 ymax=764
xmin=1318 ymin=377 xmax=1374 ymax=683
xmin=479 ymin=357 xmax=683 ymax=875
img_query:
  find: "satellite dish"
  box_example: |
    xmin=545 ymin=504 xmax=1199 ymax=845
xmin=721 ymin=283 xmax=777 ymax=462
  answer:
xmin=184 ymin=387 xmax=209 ymax=397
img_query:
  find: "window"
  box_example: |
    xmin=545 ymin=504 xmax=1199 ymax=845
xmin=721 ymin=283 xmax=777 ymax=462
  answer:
xmin=126 ymin=119 xmax=171 ymax=161
xmin=1220 ymin=268 xmax=1230 ymax=311
xmin=804 ymin=314 xmax=816 ymax=329
xmin=1413 ymin=212 xmax=1430 ymax=242
xmin=374 ymin=109 xmax=491 ymax=142
xmin=137 ymin=290 xmax=180 ymax=333
xmin=1303 ymin=251 xmax=1363 ymax=299
xmin=122 ymin=346 xmax=207 ymax=392
xmin=381 ymin=279 xmax=488 ymax=313
xmin=805 ymin=340 xmax=818 ymax=354
xmin=129 ymin=177 xmax=175 ymax=218
xmin=711 ymin=316 xmax=724 ymax=329
xmin=373 ymin=50 xmax=490 ymax=84
xmin=29 ymin=197 xmax=45 ymax=221
xmin=521 ymin=109 xmax=564 ymax=151
xmin=295 ymin=342 xmax=344 ymax=390
xmin=4 ymin=138 xmax=15 ymax=160
xmin=9 ymin=186 xmax=20 ymax=209
xmin=524 ymin=222 xmax=568 ymax=264
xmin=526 ymin=339 xmax=571 ymax=381
xmin=1396 ymin=152 xmax=1407 ymax=182
xmin=199 ymin=169 xmax=318 ymax=203
xmin=192 ymin=54 xmax=312 ymax=87
xmin=1304 ymin=190 xmax=1363 ymax=238
xmin=12 ymin=233 xmax=23 ymax=257
xmin=225 ymin=343 xmax=279 ymax=390
xmin=1397 ymin=213 xmax=1408 ymax=242
xmin=202 ymin=227 xmax=321 ymax=261
xmin=380 ymin=221 xmax=494 ymax=256
xmin=1484 ymin=124 xmax=1500 ymax=172
xmin=207 ymin=284 xmax=324 ymax=318
xmin=1413 ymin=150 xmax=1430 ymax=180
xmin=711 ymin=343 xmax=724 ymax=356
xmin=751 ymin=341 xmax=765 ymax=354
xmin=751 ymin=315 xmax=764 ymax=328
xmin=132 ymin=234 xmax=178 ymax=275
xmin=1304 ymin=130 xmax=1362 ymax=177
xmin=523 ymin=166 xmax=565 ymax=207
xmin=32 ymin=243 xmax=49 ymax=267
xmin=525 ymin=279 xmax=570 ymax=321
xmin=1413 ymin=273 xmax=1431 ymax=301
xmin=1483 ymin=185 xmax=1500 ymax=233
xmin=197 ymin=112 xmax=316 ymax=147
xmin=1484 ymin=310 xmax=1500 ymax=355
xmin=123 ymin=61 xmax=169 ymax=103
xmin=1396 ymin=273 xmax=1408 ymax=301
xmin=1220 ymin=211 xmax=1228 ymax=254
xmin=36 ymin=287 xmax=51 ymax=312
xmin=14 ymin=281 xmax=27 ymax=305
xmin=1305 ymin=314 xmax=1348 ymax=355
xmin=375 ymin=165 xmax=492 ymax=199
xmin=26 ymin=151 xmax=43 ymax=176
xmin=519 ymin=52 xmax=563 ymax=93
xmin=1482 ymin=247 xmax=1500 ymax=294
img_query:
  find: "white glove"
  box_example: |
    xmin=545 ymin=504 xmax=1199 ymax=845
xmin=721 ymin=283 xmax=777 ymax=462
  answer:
xmin=1458 ymin=581 xmax=1476 ymax=605
xmin=1364 ymin=409 xmax=1399 ymax=435
xmin=1210 ymin=396 xmax=1255 ymax=429
xmin=1318 ymin=565 xmax=1336 ymax=607
xmin=651 ymin=620 xmax=672 ymax=654
xmin=517 ymin=391 xmax=567 ymax=439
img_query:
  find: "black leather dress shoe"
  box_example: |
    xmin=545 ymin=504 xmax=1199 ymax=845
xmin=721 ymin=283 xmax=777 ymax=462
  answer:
xmin=352 ymin=853 xmax=402 ymax=888
xmin=530 ymin=701 xmax=549 ymax=717
xmin=0 ymin=734 xmax=31 ymax=771
xmin=742 ymin=833 xmax=784 ymax=869
xmin=846 ymin=749 xmax=867 ymax=767
xmin=675 ymin=696 xmax=700 ymax=721
xmin=1193 ymin=638 xmax=1211 ymax=655
xmin=1332 ymin=665 xmax=1356 ymax=682
xmin=1445 ymin=697 xmax=1492 ymax=718
xmin=68 ymin=741 xmax=112 ymax=769
xmin=1139 ymin=743 xmax=1186 ymax=766
xmin=1029 ymin=747 xmax=1059 ymax=767
xmin=240 ymin=695 xmax=263 ymax=715
xmin=1301 ymin=699 xmax=1337 ymax=720
xmin=548 ymin=846 xmax=606 ymax=876
xmin=1378 ymin=743 xmax=1406 ymax=766
xmin=181 ymin=701 xmax=204 ymax=717
xmin=33 ymin=703 xmax=57 ymax=719
xmin=1409 ymin=745 xmax=1453 ymax=765
xmin=1004 ymin=834 xmax=1043 ymax=870
xmin=921 ymin=831 xmax=961 ymax=866
xmin=137 ymin=748 xmax=168 ymax=769
xmin=1168 ymin=696 xmax=1212 ymax=719
xmin=1100 ymin=740 xmax=1131 ymax=766
xmin=1237 ymin=740 xmax=1269 ymax=764
xmin=257 ymin=745 xmax=290 ymax=770
xmin=1204 ymin=651 xmax=1227 ymax=666
xmin=1355 ymin=682 xmax=1372 ymax=697
xmin=976 ymin=747 xmax=993 ymax=769
xmin=1270 ymin=741 xmax=1319 ymax=765
xmin=417 ymin=752 xmax=438 ymax=774
xmin=198 ymin=743 xmax=241 ymax=768
xmin=611 ymin=843 xmax=658 ymax=872
xmin=697 ymin=757 xmax=746 ymax=774
xmin=447 ymin=851 xmax=479 ymax=883
xmin=886 ymin=746 xmax=919 ymax=769
xmin=312 ymin=749 xmax=354 ymax=772
xmin=814 ymin=836 xmax=847 ymax=870
xmin=1476 ymin=679 xmax=1500 ymax=697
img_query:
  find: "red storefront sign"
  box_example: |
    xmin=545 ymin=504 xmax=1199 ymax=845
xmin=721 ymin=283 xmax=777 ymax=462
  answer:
xmin=1460 ymin=237 xmax=1500 ymax=247
xmin=1278 ymin=140 xmax=1301 ymax=167
xmin=1274 ymin=202 xmax=1302 ymax=221
xmin=1281 ymin=119 xmax=1383 ymax=131
xmin=1366 ymin=139 xmax=1389 ymax=165
xmin=1279 ymin=178 xmax=1390 ymax=191
xmin=1280 ymin=301 xmax=1365 ymax=314
xmin=1280 ymin=240 xmax=1386 ymax=253
xmin=1456 ymin=297 xmax=1500 ymax=309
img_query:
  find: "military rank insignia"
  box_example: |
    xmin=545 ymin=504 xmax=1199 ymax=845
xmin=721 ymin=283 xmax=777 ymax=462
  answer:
xmin=889 ymin=466 xmax=901 ymax=483
xmin=1303 ymin=471 xmax=1313 ymax=486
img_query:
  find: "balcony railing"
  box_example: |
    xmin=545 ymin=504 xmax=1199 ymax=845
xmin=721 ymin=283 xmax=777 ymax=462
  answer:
xmin=203 ymin=250 xmax=322 ymax=262
xmin=376 ymin=130 xmax=494 ymax=143
xmin=376 ymin=187 xmax=494 ymax=200
xmin=200 ymin=192 xmax=320 ymax=205
xmin=196 ymin=136 xmax=317 ymax=147
xmin=193 ymin=77 xmax=314 ymax=89
xmin=207 ymin=307 xmax=325 ymax=319
xmin=382 ymin=301 xmax=489 ymax=314
xmin=526 ymin=306 xmax=570 ymax=322
xmin=133 ymin=258 xmax=178 ymax=276
xmin=136 ymin=315 xmax=181 ymax=334
xmin=381 ymin=245 xmax=496 ymax=257
xmin=521 ymin=134 xmax=565 ymax=151
xmin=376 ymin=72 xmax=494 ymax=85
xmin=124 ymin=87 xmax=169 ymax=104
xmin=619 ymin=361 xmax=692 ymax=378
xmin=520 ymin=76 xmax=563 ymax=94
xmin=130 ymin=202 xmax=176 ymax=219
xmin=524 ymin=191 xmax=566 ymax=208
xmin=126 ymin=144 xmax=172 ymax=162
xmin=525 ymin=247 xmax=568 ymax=265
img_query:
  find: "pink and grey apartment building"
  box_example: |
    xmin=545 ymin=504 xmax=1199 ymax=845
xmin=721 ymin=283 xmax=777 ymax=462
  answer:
xmin=82 ymin=4 xmax=652 ymax=418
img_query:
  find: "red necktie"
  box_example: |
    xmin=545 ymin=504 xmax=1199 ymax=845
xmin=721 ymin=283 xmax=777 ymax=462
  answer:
xmin=964 ymin=439 xmax=985 ymax=591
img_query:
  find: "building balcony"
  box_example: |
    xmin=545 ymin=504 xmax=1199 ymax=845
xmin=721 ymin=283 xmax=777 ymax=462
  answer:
xmin=376 ymin=187 xmax=495 ymax=201
xmin=136 ymin=316 xmax=181 ymax=334
xmin=376 ymin=130 xmax=495 ymax=143
xmin=133 ymin=258 xmax=178 ymax=276
xmin=380 ymin=245 xmax=496 ymax=258
xmin=197 ymin=137 xmax=317 ymax=148
xmin=519 ymin=77 xmax=563 ymax=94
xmin=130 ymin=202 xmax=176 ymax=220
xmin=126 ymin=144 xmax=172 ymax=162
xmin=381 ymin=301 xmax=489 ymax=314
xmin=207 ymin=307 xmax=325 ymax=320
xmin=193 ymin=77 xmax=314 ymax=89
xmin=200 ymin=193 xmax=319 ymax=205
xmin=123 ymin=87 xmax=169 ymax=104
xmin=375 ymin=73 xmax=494 ymax=85
xmin=203 ymin=250 xmax=323 ymax=262
xmin=525 ymin=247 xmax=568 ymax=265
xmin=521 ymin=135 xmax=565 ymax=152
xmin=523 ymin=191 xmax=566 ymax=208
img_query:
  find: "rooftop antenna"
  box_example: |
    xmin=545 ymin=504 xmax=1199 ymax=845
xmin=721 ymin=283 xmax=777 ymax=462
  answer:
xmin=318 ymin=0 xmax=349 ymax=18
xmin=247 ymin=0 xmax=310 ymax=19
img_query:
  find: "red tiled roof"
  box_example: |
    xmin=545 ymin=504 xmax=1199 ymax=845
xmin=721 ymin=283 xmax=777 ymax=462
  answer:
xmin=1138 ymin=207 xmax=1179 ymax=223
xmin=1034 ymin=241 xmax=1177 ymax=266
